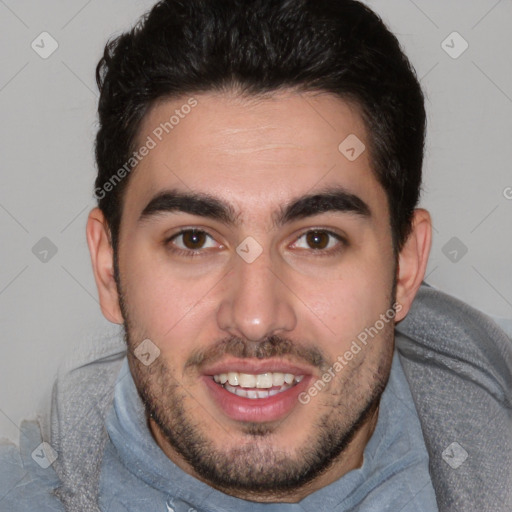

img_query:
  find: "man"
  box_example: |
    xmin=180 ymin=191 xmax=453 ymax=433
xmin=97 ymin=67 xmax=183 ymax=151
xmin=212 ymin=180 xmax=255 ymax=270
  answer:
xmin=1 ymin=1 xmax=511 ymax=511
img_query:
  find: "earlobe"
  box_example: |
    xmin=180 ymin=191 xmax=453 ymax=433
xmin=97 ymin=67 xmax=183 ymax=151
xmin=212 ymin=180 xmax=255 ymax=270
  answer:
xmin=86 ymin=208 xmax=124 ymax=324
xmin=394 ymin=209 xmax=432 ymax=322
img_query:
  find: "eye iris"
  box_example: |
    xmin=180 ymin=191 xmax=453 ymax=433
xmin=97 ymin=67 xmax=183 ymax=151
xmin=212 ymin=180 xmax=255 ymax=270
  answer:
xmin=306 ymin=231 xmax=329 ymax=249
xmin=182 ymin=230 xmax=206 ymax=249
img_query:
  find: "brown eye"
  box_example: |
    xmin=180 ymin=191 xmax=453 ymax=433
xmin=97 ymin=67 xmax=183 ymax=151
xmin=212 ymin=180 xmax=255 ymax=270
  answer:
xmin=291 ymin=229 xmax=344 ymax=254
xmin=181 ymin=230 xmax=207 ymax=249
xmin=306 ymin=231 xmax=330 ymax=249
xmin=170 ymin=229 xmax=218 ymax=253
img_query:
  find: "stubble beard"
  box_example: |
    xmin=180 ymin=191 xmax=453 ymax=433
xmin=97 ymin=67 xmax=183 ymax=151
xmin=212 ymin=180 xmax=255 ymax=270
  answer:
xmin=123 ymin=317 xmax=394 ymax=500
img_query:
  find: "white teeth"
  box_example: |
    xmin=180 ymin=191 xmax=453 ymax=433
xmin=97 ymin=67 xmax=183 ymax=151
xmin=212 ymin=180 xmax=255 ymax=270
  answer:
xmin=284 ymin=373 xmax=295 ymax=385
xmin=238 ymin=373 xmax=257 ymax=388
xmin=223 ymin=382 xmax=294 ymax=399
xmin=227 ymin=372 xmax=239 ymax=386
xmin=212 ymin=371 xmax=305 ymax=393
xmin=256 ymin=373 xmax=273 ymax=388
xmin=225 ymin=383 xmax=248 ymax=398
xmin=272 ymin=372 xmax=285 ymax=386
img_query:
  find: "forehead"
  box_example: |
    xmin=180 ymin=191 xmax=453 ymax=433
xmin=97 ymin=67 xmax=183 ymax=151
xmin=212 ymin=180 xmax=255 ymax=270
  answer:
xmin=123 ymin=90 xmax=387 ymax=222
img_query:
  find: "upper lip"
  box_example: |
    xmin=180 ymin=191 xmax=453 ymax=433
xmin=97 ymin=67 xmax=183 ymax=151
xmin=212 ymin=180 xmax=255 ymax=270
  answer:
xmin=200 ymin=357 xmax=315 ymax=377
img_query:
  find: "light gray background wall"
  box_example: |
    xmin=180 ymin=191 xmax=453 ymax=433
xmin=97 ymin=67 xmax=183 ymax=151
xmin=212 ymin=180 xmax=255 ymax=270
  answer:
xmin=1 ymin=0 xmax=511 ymax=444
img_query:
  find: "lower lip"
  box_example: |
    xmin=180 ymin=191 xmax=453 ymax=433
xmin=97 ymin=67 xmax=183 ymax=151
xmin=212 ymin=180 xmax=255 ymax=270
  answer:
xmin=202 ymin=376 xmax=311 ymax=423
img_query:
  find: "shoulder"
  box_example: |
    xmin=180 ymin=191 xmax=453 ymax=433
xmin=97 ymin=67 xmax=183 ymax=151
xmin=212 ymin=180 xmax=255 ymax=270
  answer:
xmin=0 ymin=329 xmax=127 ymax=512
xmin=0 ymin=420 xmax=65 ymax=511
xmin=50 ymin=330 xmax=127 ymax=511
xmin=396 ymin=283 xmax=512 ymax=400
xmin=395 ymin=283 xmax=512 ymax=512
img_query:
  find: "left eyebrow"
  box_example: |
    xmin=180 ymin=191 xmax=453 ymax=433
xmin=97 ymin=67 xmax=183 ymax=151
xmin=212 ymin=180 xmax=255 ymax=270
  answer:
xmin=274 ymin=186 xmax=371 ymax=226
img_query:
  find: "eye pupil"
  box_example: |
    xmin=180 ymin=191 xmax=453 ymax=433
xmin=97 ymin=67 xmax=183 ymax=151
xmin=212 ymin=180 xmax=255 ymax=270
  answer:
xmin=306 ymin=231 xmax=329 ymax=249
xmin=182 ymin=230 xmax=206 ymax=249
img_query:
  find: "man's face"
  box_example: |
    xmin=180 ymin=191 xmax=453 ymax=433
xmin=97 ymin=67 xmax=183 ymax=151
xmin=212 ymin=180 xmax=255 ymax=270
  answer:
xmin=112 ymin=91 xmax=399 ymax=500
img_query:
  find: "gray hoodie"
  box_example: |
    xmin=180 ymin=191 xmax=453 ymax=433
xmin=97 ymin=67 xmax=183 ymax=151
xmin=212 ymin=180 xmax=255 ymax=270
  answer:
xmin=1 ymin=284 xmax=511 ymax=511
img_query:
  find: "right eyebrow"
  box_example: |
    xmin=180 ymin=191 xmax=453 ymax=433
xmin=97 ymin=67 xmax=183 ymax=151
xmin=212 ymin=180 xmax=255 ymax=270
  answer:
xmin=138 ymin=190 xmax=240 ymax=226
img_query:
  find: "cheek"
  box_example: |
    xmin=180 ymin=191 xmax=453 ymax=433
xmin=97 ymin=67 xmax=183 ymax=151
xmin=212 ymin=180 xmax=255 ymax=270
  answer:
xmin=120 ymin=244 xmax=220 ymax=341
xmin=291 ymin=255 xmax=394 ymax=339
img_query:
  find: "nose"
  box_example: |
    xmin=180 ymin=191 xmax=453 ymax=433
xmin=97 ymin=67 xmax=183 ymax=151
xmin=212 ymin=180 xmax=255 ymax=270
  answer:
xmin=216 ymin=249 xmax=297 ymax=342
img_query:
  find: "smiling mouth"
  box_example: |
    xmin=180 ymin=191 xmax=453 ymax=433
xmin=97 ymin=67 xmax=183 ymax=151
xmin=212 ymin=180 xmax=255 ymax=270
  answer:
xmin=212 ymin=371 xmax=304 ymax=399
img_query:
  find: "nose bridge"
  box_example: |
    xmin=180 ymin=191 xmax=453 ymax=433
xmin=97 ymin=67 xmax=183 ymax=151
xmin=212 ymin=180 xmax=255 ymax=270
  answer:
xmin=216 ymin=247 xmax=297 ymax=341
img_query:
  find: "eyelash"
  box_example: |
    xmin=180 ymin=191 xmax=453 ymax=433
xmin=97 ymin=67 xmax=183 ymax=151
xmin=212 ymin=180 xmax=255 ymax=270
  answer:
xmin=165 ymin=228 xmax=347 ymax=258
xmin=165 ymin=229 xmax=218 ymax=258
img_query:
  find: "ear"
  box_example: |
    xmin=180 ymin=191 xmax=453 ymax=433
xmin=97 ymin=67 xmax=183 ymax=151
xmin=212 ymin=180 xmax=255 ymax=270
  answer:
xmin=394 ymin=209 xmax=432 ymax=322
xmin=86 ymin=208 xmax=124 ymax=324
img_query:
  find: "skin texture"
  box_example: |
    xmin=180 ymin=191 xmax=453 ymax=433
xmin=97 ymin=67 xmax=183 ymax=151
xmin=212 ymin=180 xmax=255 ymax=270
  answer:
xmin=87 ymin=90 xmax=431 ymax=502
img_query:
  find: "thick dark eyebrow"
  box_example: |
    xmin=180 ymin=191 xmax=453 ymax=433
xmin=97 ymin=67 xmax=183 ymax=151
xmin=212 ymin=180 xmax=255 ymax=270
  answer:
xmin=138 ymin=186 xmax=370 ymax=226
xmin=275 ymin=186 xmax=371 ymax=226
xmin=139 ymin=190 xmax=239 ymax=225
